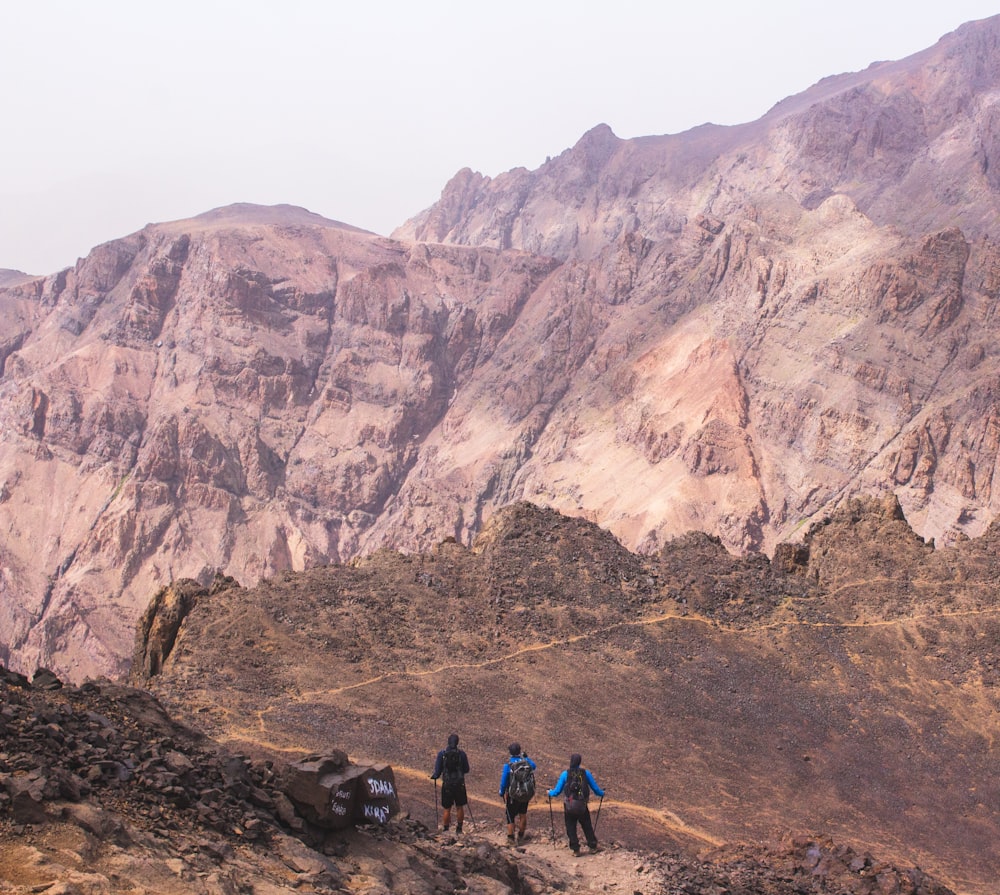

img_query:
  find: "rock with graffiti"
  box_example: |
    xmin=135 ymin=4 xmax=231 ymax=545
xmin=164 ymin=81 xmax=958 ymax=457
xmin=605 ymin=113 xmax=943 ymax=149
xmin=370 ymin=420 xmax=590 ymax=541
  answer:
xmin=280 ymin=753 xmax=400 ymax=830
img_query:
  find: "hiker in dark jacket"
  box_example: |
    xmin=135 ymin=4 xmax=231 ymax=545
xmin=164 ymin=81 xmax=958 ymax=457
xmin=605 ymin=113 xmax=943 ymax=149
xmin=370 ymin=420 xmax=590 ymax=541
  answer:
xmin=431 ymin=733 xmax=470 ymax=833
xmin=547 ymin=753 xmax=605 ymax=855
xmin=498 ymin=741 xmax=537 ymax=844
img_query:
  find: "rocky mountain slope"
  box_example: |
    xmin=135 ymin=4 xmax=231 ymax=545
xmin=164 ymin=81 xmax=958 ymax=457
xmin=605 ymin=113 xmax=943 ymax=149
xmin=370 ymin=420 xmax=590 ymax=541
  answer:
xmin=4 ymin=18 xmax=1000 ymax=680
xmin=134 ymin=497 xmax=1000 ymax=895
xmin=0 ymin=669 xmax=955 ymax=895
xmin=0 ymin=500 xmax=971 ymax=894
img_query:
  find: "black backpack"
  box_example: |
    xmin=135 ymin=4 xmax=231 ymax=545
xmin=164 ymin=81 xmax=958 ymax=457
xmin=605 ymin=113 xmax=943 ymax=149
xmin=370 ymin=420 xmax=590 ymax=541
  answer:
xmin=507 ymin=757 xmax=536 ymax=801
xmin=563 ymin=768 xmax=589 ymax=815
xmin=442 ymin=747 xmax=464 ymax=784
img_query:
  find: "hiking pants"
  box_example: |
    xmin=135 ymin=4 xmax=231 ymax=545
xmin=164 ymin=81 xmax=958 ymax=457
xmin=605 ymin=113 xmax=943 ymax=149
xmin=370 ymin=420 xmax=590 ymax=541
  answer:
xmin=563 ymin=807 xmax=597 ymax=850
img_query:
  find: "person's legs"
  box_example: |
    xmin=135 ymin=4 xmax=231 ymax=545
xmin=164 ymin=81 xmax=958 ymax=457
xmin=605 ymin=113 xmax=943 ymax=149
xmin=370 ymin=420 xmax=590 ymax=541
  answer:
xmin=579 ymin=808 xmax=597 ymax=849
xmin=441 ymin=786 xmax=454 ymax=830
xmin=455 ymin=785 xmax=467 ymax=832
xmin=563 ymin=811 xmax=580 ymax=853
xmin=505 ymin=798 xmax=517 ymax=841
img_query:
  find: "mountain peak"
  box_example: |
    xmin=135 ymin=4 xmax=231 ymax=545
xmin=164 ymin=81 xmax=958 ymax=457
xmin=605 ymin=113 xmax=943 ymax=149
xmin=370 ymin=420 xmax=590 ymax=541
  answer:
xmin=166 ymin=202 xmax=372 ymax=234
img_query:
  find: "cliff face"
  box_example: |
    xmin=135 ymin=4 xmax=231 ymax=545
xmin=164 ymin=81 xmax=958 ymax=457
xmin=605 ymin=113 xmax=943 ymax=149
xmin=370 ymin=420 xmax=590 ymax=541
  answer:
xmin=4 ymin=18 xmax=1000 ymax=679
xmin=389 ymin=13 xmax=1000 ymax=550
xmin=0 ymin=205 xmax=559 ymax=678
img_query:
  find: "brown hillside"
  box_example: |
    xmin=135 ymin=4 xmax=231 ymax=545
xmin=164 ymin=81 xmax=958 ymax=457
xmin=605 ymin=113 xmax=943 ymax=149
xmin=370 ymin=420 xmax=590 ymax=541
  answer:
xmin=138 ymin=499 xmax=1000 ymax=895
xmin=0 ymin=666 xmax=954 ymax=894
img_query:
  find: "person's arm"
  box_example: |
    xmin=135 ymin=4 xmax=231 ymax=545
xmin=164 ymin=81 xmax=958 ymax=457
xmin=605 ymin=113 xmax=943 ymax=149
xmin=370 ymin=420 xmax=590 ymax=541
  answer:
xmin=585 ymin=770 xmax=604 ymax=798
xmin=431 ymin=751 xmax=443 ymax=779
xmin=461 ymin=751 xmax=470 ymax=774
xmin=547 ymin=770 xmax=567 ymax=797
xmin=527 ymin=757 xmax=537 ymax=769
xmin=499 ymin=762 xmax=510 ymax=795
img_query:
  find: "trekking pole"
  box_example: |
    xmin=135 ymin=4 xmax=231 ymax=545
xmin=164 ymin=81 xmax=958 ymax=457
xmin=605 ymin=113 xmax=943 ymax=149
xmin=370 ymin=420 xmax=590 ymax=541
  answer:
xmin=433 ymin=778 xmax=439 ymax=828
xmin=593 ymin=795 xmax=604 ymax=834
xmin=465 ymin=797 xmax=476 ymax=830
xmin=547 ymin=796 xmax=556 ymax=847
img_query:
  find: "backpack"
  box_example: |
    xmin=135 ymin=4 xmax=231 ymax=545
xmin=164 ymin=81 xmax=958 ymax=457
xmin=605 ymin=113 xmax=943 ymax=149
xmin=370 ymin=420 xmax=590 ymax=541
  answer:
xmin=442 ymin=747 xmax=464 ymax=784
xmin=507 ymin=757 xmax=536 ymax=801
xmin=563 ymin=768 xmax=589 ymax=816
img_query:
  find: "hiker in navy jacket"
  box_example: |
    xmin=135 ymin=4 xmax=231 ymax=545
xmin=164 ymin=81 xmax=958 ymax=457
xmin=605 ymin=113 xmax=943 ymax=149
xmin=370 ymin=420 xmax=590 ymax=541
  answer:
xmin=547 ymin=753 xmax=605 ymax=855
xmin=431 ymin=733 xmax=470 ymax=833
xmin=498 ymin=742 xmax=536 ymax=844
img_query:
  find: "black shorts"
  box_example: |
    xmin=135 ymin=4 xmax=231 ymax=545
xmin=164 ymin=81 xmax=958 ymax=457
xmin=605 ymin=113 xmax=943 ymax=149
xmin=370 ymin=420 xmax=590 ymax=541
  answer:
xmin=505 ymin=797 xmax=530 ymax=822
xmin=441 ymin=781 xmax=468 ymax=809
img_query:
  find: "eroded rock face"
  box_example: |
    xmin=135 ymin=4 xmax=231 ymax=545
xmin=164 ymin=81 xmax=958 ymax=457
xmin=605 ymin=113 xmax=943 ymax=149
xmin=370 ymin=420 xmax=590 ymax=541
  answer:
xmin=5 ymin=21 xmax=1000 ymax=679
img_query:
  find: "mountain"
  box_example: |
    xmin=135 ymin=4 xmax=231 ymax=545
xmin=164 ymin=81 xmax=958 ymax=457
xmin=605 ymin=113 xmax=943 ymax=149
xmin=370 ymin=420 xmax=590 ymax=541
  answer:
xmin=4 ymin=19 xmax=1000 ymax=679
xmin=396 ymin=16 xmax=1000 ymax=254
xmin=0 ymin=269 xmax=36 ymax=288
xmin=131 ymin=497 xmax=999 ymax=895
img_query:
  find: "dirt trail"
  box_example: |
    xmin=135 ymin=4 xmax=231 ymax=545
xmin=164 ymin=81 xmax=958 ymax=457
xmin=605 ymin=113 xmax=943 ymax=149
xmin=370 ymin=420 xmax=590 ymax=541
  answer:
xmin=443 ymin=822 xmax=665 ymax=894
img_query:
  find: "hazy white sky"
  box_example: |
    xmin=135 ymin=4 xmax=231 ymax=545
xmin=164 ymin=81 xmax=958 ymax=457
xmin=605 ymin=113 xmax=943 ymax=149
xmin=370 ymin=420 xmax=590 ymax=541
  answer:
xmin=2 ymin=1 xmax=998 ymax=274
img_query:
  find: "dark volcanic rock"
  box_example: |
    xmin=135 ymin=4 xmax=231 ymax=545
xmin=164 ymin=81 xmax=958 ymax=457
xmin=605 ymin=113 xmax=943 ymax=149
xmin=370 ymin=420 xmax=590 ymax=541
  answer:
xmin=280 ymin=753 xmax=401 ymax=829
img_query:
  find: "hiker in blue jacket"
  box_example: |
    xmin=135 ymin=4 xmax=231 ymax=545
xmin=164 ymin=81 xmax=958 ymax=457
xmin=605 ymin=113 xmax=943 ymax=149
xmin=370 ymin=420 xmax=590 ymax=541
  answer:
xmin=498 ymin=742 xmax=536 ymax=844
xmin=547 ymin=753 xmax=605 ymax=855
xmin=430 ymin=733 xmax=470 ymax=833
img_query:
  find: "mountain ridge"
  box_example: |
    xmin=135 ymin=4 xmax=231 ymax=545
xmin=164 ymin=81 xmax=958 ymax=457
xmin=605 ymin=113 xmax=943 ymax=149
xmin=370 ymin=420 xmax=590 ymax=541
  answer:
xmin=3 ymin=17 xmax=1000 ymax=681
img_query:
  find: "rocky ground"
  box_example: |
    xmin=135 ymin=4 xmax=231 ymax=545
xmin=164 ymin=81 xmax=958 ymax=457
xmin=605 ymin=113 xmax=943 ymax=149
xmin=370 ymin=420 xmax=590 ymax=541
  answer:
xmin=122 ymin=496 xmax=1000 ymax=894
xmin=0 ymin=666 xmax=954 ymax=894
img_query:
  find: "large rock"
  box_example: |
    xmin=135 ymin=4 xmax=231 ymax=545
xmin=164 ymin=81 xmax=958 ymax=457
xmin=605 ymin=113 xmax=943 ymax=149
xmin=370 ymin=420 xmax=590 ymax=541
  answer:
xmin=280 ymin=753 xmax=400 ymax=829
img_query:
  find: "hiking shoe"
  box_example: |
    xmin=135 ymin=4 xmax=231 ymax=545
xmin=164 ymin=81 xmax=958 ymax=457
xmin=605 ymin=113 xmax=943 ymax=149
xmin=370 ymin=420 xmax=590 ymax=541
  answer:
xmin=455 ymin=823 xmax=463 ymax=834
xmin=507 ymin=834 xmax=516 ymax=845
xmin=516 ymin=832 xmax=524 ymax=843
xmin=571 ymin=848 xmax=581 ymax=857
xmin=588 ymin=844 xmax=600 ymax=853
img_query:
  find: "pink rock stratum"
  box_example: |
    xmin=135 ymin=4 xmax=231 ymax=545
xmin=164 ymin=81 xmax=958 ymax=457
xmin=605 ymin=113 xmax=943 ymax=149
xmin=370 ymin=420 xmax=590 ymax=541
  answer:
xmin=4 ymin=18 xmax=1000 ymax=679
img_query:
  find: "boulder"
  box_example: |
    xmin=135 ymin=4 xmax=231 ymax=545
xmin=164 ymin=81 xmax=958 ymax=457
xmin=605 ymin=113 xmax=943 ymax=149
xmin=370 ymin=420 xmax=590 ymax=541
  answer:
xmin=5 ymin=773 xmax=51 ymax=824
xmin=280 ymin=753 xmax=400 ymax=829
xmin=31 ymin=668 xmax=63 ymax=690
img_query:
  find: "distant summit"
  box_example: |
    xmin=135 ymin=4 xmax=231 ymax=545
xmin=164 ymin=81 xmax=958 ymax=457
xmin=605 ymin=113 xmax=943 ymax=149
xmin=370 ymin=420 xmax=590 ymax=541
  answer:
xmin=160 ymin=202 xmax=374 ymax=234
xmin=0 ymin=268 xmax=37 ymax=287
